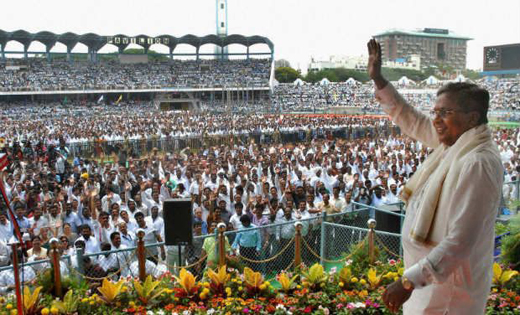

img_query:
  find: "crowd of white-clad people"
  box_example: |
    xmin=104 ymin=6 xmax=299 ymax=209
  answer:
xmin=1 ymin=104 xmax=519 ymax=286
xmin=0 ymin=58 xmax=271 ymax=91
xmin=271 ymin=78 xmax=520 ymax=112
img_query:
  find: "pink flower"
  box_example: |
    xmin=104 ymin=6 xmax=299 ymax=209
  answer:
xmin=388 ymin=259 xmax=396 ymax=266
xmin=243 ymin=308 xmax=250 ymax=313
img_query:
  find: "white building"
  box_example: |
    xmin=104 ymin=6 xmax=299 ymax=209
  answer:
xmin=308 ymin=54 xmax=421 ymax=72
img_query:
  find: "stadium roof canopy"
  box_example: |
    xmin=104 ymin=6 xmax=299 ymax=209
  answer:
xmin=373 ymin=28 xmax=472 ymax=41
xmin=0 ymin=29 xmax=274 ymax=54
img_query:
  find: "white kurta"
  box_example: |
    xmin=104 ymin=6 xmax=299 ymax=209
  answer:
xmin=376 ymin=84 xmax=503 ymax=315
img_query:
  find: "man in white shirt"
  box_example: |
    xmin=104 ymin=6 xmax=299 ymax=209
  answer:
xmin=28 ymin=207 xmax=48 ymax=238
xmin=0 ymin=213 xmax=13 ymax=243
xmin=75 ymin=225 xmax=100 ymax=254
xmin=118 ymin=222 xmax=136 ymax=248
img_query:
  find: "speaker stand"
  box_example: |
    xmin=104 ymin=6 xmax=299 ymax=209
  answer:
xmin=178 ymin=244 xmax=182 ymax=268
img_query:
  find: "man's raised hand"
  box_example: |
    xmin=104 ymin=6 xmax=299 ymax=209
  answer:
xmin=367 ymin=39 xmax=388 ymax=90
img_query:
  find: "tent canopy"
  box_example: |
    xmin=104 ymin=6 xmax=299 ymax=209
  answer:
xmin=423 ymin=75 xmax=439 ymax=85
xmin=398 ymin=76 xmax=415 ymax=86
xmin=293 ymin=78 xmax=304 ymax=86
xmin=346 ymin=77 xmax=359 ymax=85
xmin=319 ymin=78 xmax=331 ymax=86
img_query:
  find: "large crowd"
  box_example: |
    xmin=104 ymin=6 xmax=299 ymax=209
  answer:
xmin=271 ymin=78 xmax=520 ymax=112
xmin=0 ymin=105 xmax=519 ymax=286
xmin=0 ymin=57 xmax=519 ymax=287
xmin=0 ymin=58 xmax=271 ymax=91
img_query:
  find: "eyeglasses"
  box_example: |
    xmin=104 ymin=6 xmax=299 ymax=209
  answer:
xmin=429 ymin=108 xmax=467 ymax=118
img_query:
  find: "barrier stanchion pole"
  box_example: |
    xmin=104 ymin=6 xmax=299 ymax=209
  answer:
xmin=217 ymin=223 xmax=227 ymax=268
xmin=511 ymin=179 xmax=520 ymax=215
xmin=137 ymin=232 xmax=146 ymax=281
xmin=294 ymin=222 xmax=302 ymax=270
xmin=76 ymin=248 xmax=85 ymax=278
xmin=11 ymin=243 xmax=24 ymax=315
xmin=367 ymin=219 xmax=377 ymax=265
xmin=319 ymin=212 xmax=327 ymax=265
xmin=50 ymin=239 xmax=62 ymax=297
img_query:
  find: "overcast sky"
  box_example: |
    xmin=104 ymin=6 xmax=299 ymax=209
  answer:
xmin=2 ymin=0 xmax=519 ymax=70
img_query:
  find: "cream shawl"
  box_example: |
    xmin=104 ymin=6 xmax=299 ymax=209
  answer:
xmin=400 ymin=124 xmax=493 ymax=244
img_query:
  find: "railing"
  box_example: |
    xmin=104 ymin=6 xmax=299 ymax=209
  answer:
xmin=2 ymin=190 xmax=514 ymax=291
xmin=0 ymin=204 xmax=406 ymax=292
xmin=64 ymin=125 xmax=401 ymax=159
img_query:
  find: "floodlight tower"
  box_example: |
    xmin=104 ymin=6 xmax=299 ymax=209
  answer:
xmin=215 ymin=0 xmax=228 ymax=59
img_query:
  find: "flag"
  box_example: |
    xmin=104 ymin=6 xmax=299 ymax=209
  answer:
xmin=97 ymin=95 xmax=104 ymax=104
xmin=0 ymin=154 xmax=7 ymax=171
xmin=0 ymin=155 xmax=23 ymax=245
xmin=115 ymin=94 xmax=123 ymax=105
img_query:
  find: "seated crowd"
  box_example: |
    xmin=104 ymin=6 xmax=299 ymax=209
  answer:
xmin=271 ymin=78 xmax=520 ymax=112
xmin=0 ymin=58 xmax=271 ymax=91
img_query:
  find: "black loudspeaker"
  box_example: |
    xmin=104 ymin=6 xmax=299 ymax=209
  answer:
xmin=163 ymin=198 xmax=193 ymax=245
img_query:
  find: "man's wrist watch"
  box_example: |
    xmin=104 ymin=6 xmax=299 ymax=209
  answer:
xmin=401 ymin=276 xmax=415 ymax=291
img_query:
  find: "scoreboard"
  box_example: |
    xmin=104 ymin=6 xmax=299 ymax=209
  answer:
xmin=483 ymin=43 xmax=520 ymax=71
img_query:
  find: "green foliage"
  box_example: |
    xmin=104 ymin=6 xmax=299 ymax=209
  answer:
xmin=275 ymin=67 xmax=301 ymax=83
xmin=462 ymin=69 xmax=482 ymax=80
xmin=500 ymin=214 xmax=520 ymax=270
xmin=304 ymin=68 xmax=369 ymax=83
xmin=380 ymin=67 xmax=427 ymax=82
xmin=52 ymin=290 xmax=80 ymax=314
xmin=496 ymin=222 xmax=509 ymax=235
xmin=36 ymin=267 xmax=82 ymax=297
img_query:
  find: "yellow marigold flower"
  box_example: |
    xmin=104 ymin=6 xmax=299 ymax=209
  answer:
xmin=89 ymin=301 xmax=95 ymax=306
xmin=6 ymin=304 xmax=13 ymax=310
xmin=264 ymin=281 xmax=271 ymax=286
xmin=41 ymin=308 xmax=50 ymax=315
xmin=129 ymin=301 xmax=135 ymax=307
xmin=203 ymin=282 xmax=210 ymax=288
xmin=393 ymin=276 xmax=399 ymax=282
xmin=351 ymin=277 xmax=358 ymax=283
xmin=81 ymin=298 xmax=88 ymax=303
xmin=199 ymin=292 xmax=207 ymax=300
xmin=238 ymin=286 xmax=243 ymax=291
xmin=121 ymin=286 xmax=128 ymax=293
xmin=10 ymin=310 xmax=17 ymax=315
xmin=360 ymin=279 xmax=367 ymax=285
xmin=339 ymin=282 xmax=344 ymax=287
xmin=296 ymin=285 xmax=301 ymax=289
xmin=50 ymin=307 xmax=59 ymax=315
xmin=237 ymin=280 xmax=242 ymax=285
xmin=259 ymin=284 xmax=267 ymax=290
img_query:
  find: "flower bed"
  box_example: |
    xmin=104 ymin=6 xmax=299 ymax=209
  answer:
xmin=0 ymin=260 xmax=518 ymax=315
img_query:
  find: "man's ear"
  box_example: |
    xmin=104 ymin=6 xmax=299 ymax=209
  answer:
xmin=469 ymin=111 xmax=481 ymax=127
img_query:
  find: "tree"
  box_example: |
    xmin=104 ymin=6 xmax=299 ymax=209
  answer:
xmin=275 ymin=67 xmax=301 ymax=83
xmin=304 ymin=68 xmax=369 ymax=83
